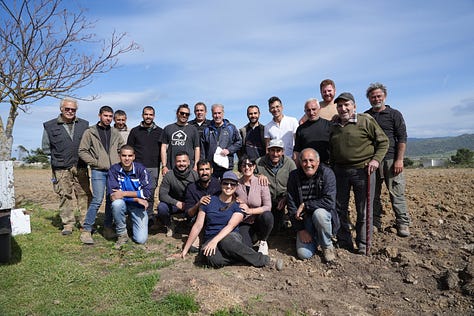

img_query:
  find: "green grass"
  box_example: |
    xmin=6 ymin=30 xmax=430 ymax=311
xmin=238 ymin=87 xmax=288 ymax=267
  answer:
xmin=0 ymin=202 xmax=199 ymax=315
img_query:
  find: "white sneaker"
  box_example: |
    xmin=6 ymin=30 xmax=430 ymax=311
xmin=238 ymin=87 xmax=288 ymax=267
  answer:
xmin=258 ymin=240 xmax=269 ymax=255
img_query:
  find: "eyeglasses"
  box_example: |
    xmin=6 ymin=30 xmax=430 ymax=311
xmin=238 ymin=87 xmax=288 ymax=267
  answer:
xmin=179 ymin=112 xmax=190 ymax=117
xmin=221 ymin=181 xmax=237 ymax=187
xmin=64 ymin=107 xmax=77 ymax=113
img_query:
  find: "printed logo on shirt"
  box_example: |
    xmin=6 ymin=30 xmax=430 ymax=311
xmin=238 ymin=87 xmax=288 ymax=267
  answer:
xmin=171 ymin=130 xmax=187 ymax=146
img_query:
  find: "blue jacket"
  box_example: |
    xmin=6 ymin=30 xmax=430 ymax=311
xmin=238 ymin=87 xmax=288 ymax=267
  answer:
xmin=107 ymin=162 xmax=152 ymax=206
xmin=287 ymin=165 xmax=340 ymax=235
xmin=201 ymin=119 xmax=242 ymax=170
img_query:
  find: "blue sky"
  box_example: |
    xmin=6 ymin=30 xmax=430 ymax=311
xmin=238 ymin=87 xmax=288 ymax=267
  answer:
xmin=2 ymin=0 xmax=474 ymax=155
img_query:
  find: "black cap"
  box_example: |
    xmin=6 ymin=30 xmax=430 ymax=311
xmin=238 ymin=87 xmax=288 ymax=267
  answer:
xmin=335 ymin=92 xmax=355 ymax=103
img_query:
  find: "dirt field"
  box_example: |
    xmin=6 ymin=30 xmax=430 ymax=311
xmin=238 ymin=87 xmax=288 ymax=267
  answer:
xmin=14 ymin=168 xmax=474 ymax=315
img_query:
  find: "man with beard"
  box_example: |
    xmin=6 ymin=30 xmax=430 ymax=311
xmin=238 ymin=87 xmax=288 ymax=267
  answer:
xmin=255 ymin=139 xmax=297 ymax=232
xmin=161 ymin=104 xmax=200 ymax=175
xmin=299 ymin=79 xmax=338 ymax=124
xmin=364 ymin=82 xmax=411 ymax=237
xmin=183 ymin=159 xmax=221 ymax=252
xmin=157 ymin=151 xmax=199 ymax=237
xmin=127 ymin=106 xmax=163 ymax=222
xmin=238 ymin=105 xmax=266 ymax=161
xmin=79 ymin=105 xmax=124 ymax=244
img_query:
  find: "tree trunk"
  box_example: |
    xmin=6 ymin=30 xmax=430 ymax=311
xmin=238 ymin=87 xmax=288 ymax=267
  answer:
xmin=0 ymin=129 xmax=13 ymax=161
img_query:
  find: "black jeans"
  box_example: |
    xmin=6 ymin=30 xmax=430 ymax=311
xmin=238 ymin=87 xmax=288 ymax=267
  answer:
xmin=239 ymin=211 xmax=274 ymax=247
xmin=203 ymin=232 xmax=269 ymax=268
xmin=334 ymin=166 xmax=375 ymax=251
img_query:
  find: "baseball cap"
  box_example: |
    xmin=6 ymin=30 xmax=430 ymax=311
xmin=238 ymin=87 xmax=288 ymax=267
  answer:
xmin=221 ymin=171 xmax=239 ymax=182
xmin=334 ymin=92 xmax=355 ymax=103
xmin=267 ymin=139 xmax=284 ymax=149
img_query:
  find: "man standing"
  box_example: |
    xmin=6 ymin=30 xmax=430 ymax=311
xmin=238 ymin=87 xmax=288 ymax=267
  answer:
xmin=42 ymin=98 xmax=92 ymax=235
xmin=79 ymin=105 xmax=124 ymax=244
xmin=108 ymin=145 xmax=152 ymax=249
xmin=365 ymin=82 xmax=411 ymax=237
xmin=238 ymin=105 xmax=266 ymax=161
xmin=255 ymin=139 xmax=297 ymax=231
xmin=157 ymin=151 xmax=199 ymax=237
xmin=319 ymin=79 xmax=338 ymax=121
xmin=264 ymin=96 xmax=299 ymax=158
xmin=113 ymin=110 xmax=130 ymax=142
xmin=127 ymin=106 xmax=163 ymax=221
xmin=161 ymin=104 xmax=200 ymax=175
xmin=201 ymin=104 xmax=242 ymax=179
xmin=299 ymin=79 xmax=338 ymax=124
xmin=287 ymin=148 xmax=339 ymax=262
xmin=293 ymin=98 xmax=331 ymax=166
xmin=330 ymin=92 xmax=389 ymax=254
xmin=189 ymin=102 xmax=211 ymax=140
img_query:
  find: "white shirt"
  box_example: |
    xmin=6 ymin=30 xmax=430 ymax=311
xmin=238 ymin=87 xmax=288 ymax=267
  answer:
xmin=264 ymin=115 xmax=299 ymax=157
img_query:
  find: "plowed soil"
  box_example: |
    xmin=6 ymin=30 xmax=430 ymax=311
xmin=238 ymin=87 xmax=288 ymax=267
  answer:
xmin=14 ymin=168 xmax=474 ymax=315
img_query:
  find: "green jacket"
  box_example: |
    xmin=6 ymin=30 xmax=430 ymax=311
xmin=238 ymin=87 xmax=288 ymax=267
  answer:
xmin=255 ymin=155 xmax=297 ymax=203
xmin=330 ymin=113 xmax=389 ymax=169
xmin=79 ymin=124 xmax=124 ymax=170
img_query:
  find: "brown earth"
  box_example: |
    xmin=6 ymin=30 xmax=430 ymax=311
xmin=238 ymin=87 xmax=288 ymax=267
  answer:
xmin=14 ymin=168 xmax=474 ymax=315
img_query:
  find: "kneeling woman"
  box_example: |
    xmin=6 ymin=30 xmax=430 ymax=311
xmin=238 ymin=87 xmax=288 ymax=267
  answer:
xmin=179 ymin=171 xmax=277 ymax=268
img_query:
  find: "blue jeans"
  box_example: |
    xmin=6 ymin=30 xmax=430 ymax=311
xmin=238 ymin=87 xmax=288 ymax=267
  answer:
xmin=111 ymin=199 xmax=148 ymax=244
xmin=156 ymin=202 xmax=181 ymax=227
xmin=296 ymin=208 xmax=333 ymax=259
xmin=373 ymin=159 xmax=411 ymax=227
xmin=82 ymin=169 xmax=112 ymax=232
xmin=146 ymin=167 xmax=159 ymax=217
xmin=334 ymin=166 xmax=375 ymax=251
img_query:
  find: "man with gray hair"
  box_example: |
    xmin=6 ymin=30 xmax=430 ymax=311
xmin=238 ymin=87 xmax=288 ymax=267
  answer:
xmin=330 ymin=92 xmax=389 ymax=255
xmin=294 ymin=98 xmax=331 ymax=166
xmin=365 ymin=82 xmax=411 ymax=237
xmin=287 ymin=148 xmax=339 ymax=262
xmin=200 ymin=104 xmax=242 ymax=179
xmin=42 ymin=98 xmax=92 ymax=235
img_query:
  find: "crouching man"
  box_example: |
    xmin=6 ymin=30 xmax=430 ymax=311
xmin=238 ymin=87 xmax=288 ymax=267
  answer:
xmin=287 ymin=148 xmax=340 ymax=262
xmin=108 ymin=145 xmax=152 ymax=249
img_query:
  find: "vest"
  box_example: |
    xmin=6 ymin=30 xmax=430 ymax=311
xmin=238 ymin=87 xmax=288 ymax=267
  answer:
xmin=43 ymin=117 xmax=89 ymax=169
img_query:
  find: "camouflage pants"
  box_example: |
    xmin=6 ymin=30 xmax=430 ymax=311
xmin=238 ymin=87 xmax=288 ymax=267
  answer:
xmin=52 ymin=167 xmax=92 ymax=227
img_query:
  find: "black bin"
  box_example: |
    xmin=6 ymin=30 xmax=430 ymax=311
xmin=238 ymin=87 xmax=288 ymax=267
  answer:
xmin=0 ymin=210 xmax=12 ymax=263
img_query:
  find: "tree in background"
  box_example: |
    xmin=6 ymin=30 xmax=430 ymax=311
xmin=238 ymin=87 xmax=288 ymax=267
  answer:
xmin=451 ymin=148 xmax=474 ymax=165
xmin=24 ymin=148 xmax=49 ymax=165
xmin=0 ymin=0 xmax=139 ymax=160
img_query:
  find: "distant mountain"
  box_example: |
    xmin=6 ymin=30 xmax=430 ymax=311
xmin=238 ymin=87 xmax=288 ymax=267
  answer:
xmin=406 ymin=134 xmax=474 ymax=157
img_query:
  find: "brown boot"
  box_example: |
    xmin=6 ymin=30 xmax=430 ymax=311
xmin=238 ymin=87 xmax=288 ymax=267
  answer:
xmin=80 ymin=230 xmax=94 ymax=245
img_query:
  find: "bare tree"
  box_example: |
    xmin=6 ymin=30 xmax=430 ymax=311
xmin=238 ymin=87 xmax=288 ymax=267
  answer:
xmin=0 ymin=0 xmax=139 ymax=160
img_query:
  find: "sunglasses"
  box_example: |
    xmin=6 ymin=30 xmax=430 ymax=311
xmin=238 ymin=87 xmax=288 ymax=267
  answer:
xmin=179 ymin=111 xmax=190 ymax=117
xmin=221 ymin=181 xmax=237 ymax=187
xmin=240 ymin=162 xmax=254 ymax=168
xmin=64 ymin=107 xmax=77 ymax=113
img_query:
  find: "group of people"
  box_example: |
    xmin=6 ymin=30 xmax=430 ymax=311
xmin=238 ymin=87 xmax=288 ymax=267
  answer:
xmin=42 ymin=79 xmax=411 ymax=269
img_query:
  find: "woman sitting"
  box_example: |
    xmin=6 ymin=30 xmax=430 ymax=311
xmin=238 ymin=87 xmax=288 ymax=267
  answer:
xmin=235 ymin=155 xmax=274 ymax=255
xmin=178 ymin=171 xmax=281 ymax=270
